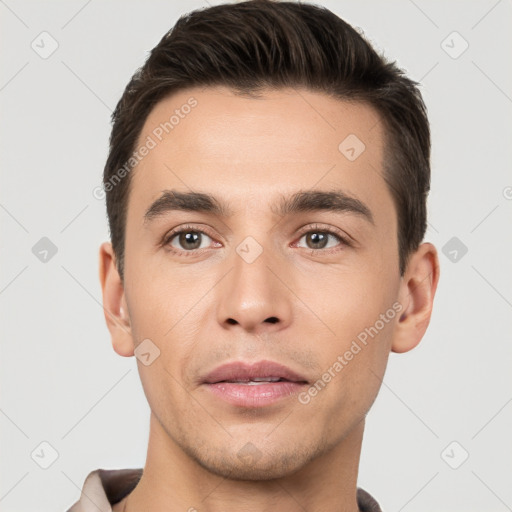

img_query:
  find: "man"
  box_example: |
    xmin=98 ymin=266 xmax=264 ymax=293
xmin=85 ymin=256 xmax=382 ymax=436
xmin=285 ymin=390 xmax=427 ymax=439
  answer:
xmin=68 ymin=0 xmax=439 ymax=510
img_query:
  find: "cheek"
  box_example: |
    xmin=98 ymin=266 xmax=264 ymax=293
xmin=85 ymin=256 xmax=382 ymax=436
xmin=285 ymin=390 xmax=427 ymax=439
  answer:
xmin=125 ymin=249 xmax=204 ymax=339
xmin=306 ymin=305 xmax=394 ymax=435
xmin=136 ymin=363 xmax=191 ymax=436
xmin=123 ymin=266 xmax=202 ymax=399
xmin=302 ymin=265 xmax=397 ymax=405
xmin=303 ymin=264 xmax=397 ymax=339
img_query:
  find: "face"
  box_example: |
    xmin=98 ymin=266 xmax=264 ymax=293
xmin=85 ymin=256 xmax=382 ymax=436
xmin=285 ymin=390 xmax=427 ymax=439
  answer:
xmin=114 ymin=86 xmax=407 ymax=479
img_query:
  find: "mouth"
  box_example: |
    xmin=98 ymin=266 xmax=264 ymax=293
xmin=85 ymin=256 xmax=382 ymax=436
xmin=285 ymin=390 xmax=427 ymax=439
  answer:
xmin=202 ymin=360 xmax=309 ymax=408
xmin=214 ymin=377 xmax=292 ymax=385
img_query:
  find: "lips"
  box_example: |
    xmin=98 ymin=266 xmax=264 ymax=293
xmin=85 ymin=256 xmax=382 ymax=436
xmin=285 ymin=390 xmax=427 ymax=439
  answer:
xmin=202 ymin=360 xmax=309 ymax=385
xmin=201 ymin=360 xmax=309 ymax=408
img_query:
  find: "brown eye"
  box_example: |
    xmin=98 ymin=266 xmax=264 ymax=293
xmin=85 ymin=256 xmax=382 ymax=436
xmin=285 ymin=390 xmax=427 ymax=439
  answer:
xmin=297 ymin=230 xmax=344 ymax=250
xmin=168 ymin=230 xmax=212 ymax=251
xmin=304 ymin=232 xmax=329 ymax=249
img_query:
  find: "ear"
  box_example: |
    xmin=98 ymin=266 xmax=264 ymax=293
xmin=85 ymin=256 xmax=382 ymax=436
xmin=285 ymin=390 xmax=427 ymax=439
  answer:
xmin=98 ymin=241 xmax=134 ymax=357
xmin=391 ymin=242 xmax=440 ymax=353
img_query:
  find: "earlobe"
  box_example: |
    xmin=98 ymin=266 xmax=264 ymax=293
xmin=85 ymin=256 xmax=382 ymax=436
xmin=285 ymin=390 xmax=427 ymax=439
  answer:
xmin=98 ymin=242 xmax=134 ymax=357
xmin=391 ymin=242 xmax=440 ymax=354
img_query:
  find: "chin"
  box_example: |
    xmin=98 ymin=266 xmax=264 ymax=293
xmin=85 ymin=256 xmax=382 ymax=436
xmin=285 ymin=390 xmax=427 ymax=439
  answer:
xmin=183 ymin=439 xmax=321 ymax=481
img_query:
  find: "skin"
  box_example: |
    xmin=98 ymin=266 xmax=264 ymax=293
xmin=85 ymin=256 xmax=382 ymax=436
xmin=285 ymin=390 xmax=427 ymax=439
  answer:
xmin=99 ymin=86 xmax=440 ymax=512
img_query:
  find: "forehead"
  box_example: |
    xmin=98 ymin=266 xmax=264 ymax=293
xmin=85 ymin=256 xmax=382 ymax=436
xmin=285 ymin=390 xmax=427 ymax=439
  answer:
xmin=128 ymin=85 xmax=393 ymax=227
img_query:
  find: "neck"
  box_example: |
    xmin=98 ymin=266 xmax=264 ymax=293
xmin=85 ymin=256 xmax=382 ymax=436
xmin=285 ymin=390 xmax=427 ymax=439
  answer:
xmin=118 ymin=412 xmax=364 ymax=512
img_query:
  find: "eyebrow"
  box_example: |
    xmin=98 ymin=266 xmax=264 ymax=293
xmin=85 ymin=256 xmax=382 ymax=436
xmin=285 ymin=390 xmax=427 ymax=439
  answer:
xmin=143 ymin=189 xmax=374 ymax=225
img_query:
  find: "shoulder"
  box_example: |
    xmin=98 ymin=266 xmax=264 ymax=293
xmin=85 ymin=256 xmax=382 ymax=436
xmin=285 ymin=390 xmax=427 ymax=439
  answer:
xmin=65 ymin=468 xmax=143 ymax=512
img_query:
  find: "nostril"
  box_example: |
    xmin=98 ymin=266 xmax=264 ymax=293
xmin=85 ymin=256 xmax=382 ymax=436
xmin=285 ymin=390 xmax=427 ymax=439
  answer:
xmin=226 ymin=318 xmax=238 ymax=325
xmin=265 ymin=317 xmax=279 ymax=324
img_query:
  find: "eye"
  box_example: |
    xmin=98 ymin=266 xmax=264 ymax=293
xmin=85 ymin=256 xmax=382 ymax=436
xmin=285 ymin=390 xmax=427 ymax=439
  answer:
xmin=162 ymin=223 xmax=351 ymax=256
xmin=165 ymin=227 xmax=215 ymax=252
xmin=295 ymin=225 xmax=350 ymax=251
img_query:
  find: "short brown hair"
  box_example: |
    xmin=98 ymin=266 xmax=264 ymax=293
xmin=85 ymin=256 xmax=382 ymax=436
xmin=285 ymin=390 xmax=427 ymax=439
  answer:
xmin=104 ymin=0 xmax=430 ymax=280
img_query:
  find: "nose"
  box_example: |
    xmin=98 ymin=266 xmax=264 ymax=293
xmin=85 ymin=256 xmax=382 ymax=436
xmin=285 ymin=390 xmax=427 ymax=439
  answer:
xmin=215 ymin=242 xmax=293 ymax=335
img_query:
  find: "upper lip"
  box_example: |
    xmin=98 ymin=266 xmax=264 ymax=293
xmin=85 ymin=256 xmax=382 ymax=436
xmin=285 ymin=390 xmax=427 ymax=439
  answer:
xmin=202 ymin=360 xmax=309 ymax=384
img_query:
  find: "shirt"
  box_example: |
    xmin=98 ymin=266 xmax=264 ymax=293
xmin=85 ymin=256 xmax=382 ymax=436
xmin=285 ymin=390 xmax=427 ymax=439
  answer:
xmin=66 ymin=468 xmax=383 ymax=512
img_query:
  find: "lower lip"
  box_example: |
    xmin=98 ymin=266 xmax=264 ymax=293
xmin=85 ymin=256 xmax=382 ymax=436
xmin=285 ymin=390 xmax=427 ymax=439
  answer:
xmin=204 ymin=381 xmax=307 ymax=407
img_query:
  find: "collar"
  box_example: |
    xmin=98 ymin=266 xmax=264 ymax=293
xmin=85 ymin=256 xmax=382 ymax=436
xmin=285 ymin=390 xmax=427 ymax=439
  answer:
xmin=67 ymin=468 xmax=382 ymax=512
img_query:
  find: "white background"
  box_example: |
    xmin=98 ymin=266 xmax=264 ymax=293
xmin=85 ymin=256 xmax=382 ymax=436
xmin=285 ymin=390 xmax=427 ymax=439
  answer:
xmin=1 ymin=1 xmax=511 ymax=511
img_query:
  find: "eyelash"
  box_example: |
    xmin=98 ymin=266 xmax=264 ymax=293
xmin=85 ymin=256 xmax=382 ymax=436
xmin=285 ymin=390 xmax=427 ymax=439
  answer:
xmin=162 ymin=223 xmax=352 ymax=256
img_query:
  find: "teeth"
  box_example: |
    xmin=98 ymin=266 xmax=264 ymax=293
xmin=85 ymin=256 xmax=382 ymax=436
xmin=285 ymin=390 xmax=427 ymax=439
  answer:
xmin=229 ymin=377 xmax=282 ymax=384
